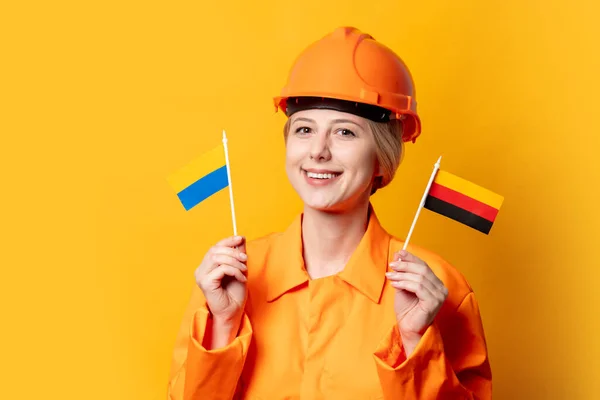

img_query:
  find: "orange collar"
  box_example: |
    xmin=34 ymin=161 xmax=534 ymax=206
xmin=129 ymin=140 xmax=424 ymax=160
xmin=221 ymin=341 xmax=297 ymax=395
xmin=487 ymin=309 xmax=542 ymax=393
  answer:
xmin=265 ymin=205 xmax=391 ymax=304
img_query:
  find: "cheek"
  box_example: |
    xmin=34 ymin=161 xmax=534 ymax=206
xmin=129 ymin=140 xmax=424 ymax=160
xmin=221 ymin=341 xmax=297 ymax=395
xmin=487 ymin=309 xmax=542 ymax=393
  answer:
xmin=285 ymin=140 xmax=305 ymax=167
xmin=338 ymin=146 xmax=377 ymax=176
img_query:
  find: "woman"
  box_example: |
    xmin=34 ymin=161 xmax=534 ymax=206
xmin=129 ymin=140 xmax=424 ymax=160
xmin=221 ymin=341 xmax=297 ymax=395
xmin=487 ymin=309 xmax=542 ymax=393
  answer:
xmin=167 ymin=27 xmax=492 ymax=400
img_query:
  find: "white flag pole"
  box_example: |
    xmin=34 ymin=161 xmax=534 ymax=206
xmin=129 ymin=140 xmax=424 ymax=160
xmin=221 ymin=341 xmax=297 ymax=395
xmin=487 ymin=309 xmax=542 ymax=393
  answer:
xmin=403 ymin=156 xmax=442 ymax=251
xmin=222 ymin=130 xmax=238 ymax=236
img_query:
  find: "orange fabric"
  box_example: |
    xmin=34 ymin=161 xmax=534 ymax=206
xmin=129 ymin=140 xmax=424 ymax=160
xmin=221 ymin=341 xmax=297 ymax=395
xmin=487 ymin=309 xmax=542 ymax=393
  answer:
xmin=167 ymin=208 xmax=492 ymax=399
xmin=273 ymin=27 xmax=422 ymax=143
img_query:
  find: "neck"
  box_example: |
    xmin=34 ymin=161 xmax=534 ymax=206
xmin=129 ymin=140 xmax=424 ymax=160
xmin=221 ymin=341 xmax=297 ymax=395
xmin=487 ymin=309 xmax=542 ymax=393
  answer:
xmin=301 ymin=201 xmax=370 ymax=279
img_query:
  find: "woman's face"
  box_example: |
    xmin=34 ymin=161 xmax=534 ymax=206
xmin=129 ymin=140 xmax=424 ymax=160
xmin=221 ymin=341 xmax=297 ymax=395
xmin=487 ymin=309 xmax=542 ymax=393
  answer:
xmin=285 ymin=108 xmax=381 ymax=212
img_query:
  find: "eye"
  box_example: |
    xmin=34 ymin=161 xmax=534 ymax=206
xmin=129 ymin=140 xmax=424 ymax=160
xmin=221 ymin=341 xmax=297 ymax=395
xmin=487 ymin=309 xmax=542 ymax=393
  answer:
xmin=295 ymin=126 xmax=312 ymax=135
xmin=337 ymin=128 xmax=356 ymax=137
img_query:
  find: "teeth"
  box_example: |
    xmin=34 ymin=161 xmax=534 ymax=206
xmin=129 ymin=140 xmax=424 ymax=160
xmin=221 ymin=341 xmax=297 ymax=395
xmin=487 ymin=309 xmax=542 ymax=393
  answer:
xmin=307 ymin=171 xmax=338 ymax=179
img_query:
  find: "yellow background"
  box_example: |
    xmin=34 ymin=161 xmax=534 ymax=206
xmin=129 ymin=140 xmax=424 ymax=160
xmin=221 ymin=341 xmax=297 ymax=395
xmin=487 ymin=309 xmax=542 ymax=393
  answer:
xmin=2 ymin=0 xmax=599 ymax=398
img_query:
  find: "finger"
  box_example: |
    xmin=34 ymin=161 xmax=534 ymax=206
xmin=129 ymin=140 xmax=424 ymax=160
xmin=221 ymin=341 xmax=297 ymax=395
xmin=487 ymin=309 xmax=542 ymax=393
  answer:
xmin=391 ymin=273 xmax=448 ymax=305
xmin=207 ymin=265 xmax=247 ymax=284
xmin=389 ymin=261 xmax=444 ymax=290
xmin=394 ymin=249 xmax=426 ymax=265
xmin=211 ymin=246 xmax=248 ymax=263
xmin=386 ymin=271 xmax=442 ymax=298
xmin=214 ymin=235 xmax=245 ymax=248
xmin=389 ymin=260 xmax=428 ymax=275
xmin=385 ymin=271 xmax=433 ymax=288
xmin=390 ymin=279 xmax=443 ymax=309
xmin=211 ymin=254 xmax=247 ymax=272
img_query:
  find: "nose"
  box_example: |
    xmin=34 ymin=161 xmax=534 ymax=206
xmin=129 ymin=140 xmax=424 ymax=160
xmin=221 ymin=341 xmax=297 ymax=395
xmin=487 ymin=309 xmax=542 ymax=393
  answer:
xmin=309 ymin=131 xmax=332 ymax=161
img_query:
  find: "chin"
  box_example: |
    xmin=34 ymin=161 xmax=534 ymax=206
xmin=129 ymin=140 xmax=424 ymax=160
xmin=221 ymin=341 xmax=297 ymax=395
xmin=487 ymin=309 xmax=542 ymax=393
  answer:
xmin=302 ymin=192 xmax=363 ymax=214
xmin=306 ymin=202 xmax=343 ymax=213
xmin=297 ymin=192 xmax=339 ymax=211
xmin=288 ymin=176 xmax=372 ymax=213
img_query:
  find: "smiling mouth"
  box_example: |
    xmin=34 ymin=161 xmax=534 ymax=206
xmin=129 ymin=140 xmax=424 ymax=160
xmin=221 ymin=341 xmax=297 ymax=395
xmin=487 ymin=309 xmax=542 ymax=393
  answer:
xmin=303 ymin=170 xmax=342 ymax=180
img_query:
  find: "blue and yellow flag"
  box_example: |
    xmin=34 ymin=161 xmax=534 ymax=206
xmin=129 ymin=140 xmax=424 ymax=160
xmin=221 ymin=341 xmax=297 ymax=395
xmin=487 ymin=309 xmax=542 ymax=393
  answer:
xmin=167 ymin=144 xmax=229 ymax=211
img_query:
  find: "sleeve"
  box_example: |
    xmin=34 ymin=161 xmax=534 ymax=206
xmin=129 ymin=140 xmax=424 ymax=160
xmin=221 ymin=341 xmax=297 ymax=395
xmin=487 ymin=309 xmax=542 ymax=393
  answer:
xmin=167 ymin=285 xmax=253 ymax=400
xmin=372 ymin=291 xmax=492 ymax=399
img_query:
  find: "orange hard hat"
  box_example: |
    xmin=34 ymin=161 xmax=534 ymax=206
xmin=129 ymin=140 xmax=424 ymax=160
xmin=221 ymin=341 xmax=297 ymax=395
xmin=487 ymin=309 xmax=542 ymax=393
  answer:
xmin=273 ymin=27 xmax=422 ymax=143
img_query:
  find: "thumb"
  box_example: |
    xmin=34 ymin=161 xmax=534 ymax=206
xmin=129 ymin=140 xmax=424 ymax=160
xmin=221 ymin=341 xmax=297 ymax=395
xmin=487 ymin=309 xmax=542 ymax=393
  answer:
xmin=397 ymin=249 xmax=425 ymax=265
xmin=237 ymin=236 xmax=247 ymax=255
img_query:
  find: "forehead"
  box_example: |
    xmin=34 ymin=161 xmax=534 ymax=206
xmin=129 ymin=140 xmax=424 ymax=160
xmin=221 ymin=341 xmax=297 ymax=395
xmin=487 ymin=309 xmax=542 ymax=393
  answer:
xmin=290 ymin=108 xmax=367 ymax=127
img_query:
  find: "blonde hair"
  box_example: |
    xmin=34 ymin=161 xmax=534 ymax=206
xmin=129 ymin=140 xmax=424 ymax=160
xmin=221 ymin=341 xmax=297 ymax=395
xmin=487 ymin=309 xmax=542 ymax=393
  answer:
xmin=282 ymin=117 xmax=404 ymax=195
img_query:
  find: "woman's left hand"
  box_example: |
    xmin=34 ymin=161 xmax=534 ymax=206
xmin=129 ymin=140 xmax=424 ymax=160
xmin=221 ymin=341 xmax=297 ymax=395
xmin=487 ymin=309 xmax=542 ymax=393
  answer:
xmin=386 ymin=250 xmax=448 ymax=357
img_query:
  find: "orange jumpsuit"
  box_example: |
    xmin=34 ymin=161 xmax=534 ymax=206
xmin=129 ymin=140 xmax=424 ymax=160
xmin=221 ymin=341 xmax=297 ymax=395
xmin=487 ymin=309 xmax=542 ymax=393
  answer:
xmin=167 ymin=208 xmax=492 ymax=399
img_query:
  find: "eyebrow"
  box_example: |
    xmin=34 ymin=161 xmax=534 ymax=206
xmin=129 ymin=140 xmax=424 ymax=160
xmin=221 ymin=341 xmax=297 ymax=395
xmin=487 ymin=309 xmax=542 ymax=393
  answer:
xmin=292 ymin=117 xmax=315 ymax=124
xmin=331 ymin=118 xmax=362 ymax=128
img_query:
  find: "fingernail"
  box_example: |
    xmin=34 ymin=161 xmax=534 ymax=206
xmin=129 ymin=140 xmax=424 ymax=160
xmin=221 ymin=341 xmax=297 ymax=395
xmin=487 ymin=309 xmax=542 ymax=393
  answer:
xmin=385 ymin=272 xmax=394 ymax=277
xmin=240 ymin=253 xmax=248 ymax=261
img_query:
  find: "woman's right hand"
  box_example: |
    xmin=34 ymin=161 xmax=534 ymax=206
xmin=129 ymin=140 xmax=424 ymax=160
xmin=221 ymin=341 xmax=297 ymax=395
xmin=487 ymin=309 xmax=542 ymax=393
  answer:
xmin=195 ymin=235 xmax=248 ymax=324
